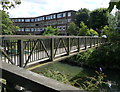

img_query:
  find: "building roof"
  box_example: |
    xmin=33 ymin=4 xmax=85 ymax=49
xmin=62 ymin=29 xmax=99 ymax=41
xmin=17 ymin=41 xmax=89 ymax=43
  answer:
xmin=11 ymin=10 xmax=76 ymax=19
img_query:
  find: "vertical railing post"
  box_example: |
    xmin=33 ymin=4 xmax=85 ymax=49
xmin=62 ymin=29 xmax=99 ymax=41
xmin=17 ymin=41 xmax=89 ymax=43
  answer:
xmin=90 ymin=37 xmax=92 ymax=48
xmin=77 ymin=38 xmax=80 ymax=52
xmin=94 ymin=37 xmax=96 ymax=47
xmin=18 ymin=40 xmax=24 ymax=67
xmin=100 ymin=37 xmax=102 ymax=45
xmin=84 ymin=37 xmax=87 ymax=49
xmin=101 ymin=38 xmax=103 ymax=44
xmin=98 ymin=37 xmax=100 ymax=46
xmin=96 ymin=37 xmax=99 ymax=46
xmin=67 ymin=37 xmax=70 ymax=55
xmin=50 ymin=38 xmax=54 ymax=61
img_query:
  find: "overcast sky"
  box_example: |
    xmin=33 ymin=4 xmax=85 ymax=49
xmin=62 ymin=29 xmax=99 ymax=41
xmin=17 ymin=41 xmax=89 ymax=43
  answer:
xmin=6 ymin=0 xmax=111 ymax=18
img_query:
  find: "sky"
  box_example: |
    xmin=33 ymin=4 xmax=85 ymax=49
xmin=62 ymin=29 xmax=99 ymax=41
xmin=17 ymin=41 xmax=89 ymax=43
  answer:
xmin=6 ymin=0 xmax=111 ymax=18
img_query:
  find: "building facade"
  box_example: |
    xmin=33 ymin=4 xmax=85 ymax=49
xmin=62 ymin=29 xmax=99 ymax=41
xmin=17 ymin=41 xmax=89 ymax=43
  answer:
xmin=11 ymin=10 xmax=76 ymax=35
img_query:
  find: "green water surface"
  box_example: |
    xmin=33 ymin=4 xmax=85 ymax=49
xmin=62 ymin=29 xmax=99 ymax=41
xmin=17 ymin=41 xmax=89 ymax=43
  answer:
xmin=32 ymin=61 xmax=120 ymax=92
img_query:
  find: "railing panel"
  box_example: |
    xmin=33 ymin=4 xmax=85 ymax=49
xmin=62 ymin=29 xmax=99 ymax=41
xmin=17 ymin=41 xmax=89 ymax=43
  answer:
xmin=0 ymin=35 xmax=107 ymax=67
xmin=70 ymin=38 xmax=78 ymax=52
xmin=54 ymin=38 xmax=68 ymax=58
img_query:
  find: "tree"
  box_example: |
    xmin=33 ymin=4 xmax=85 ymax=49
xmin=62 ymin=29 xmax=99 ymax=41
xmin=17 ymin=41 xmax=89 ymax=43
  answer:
xmin=0 ymin=10 xmax=19 ymax=35
xmin=108 ymin=1 xmax=120 ymax=12
xmin=89 ymin=8 xmax=109 ymax=34
xmin=75 ymin=8 xmax=90 ymax=28
xmin=89 ymin=29 xmax=98 ymax=36
xmin=78 ymin=22 xmax=90 ymax=36
xmin=43 ymin=26 xmax=59 ymax=36
xmin=67 ymin=22 xmax=78 ymax=35
xmin=0 ymin=0 xmax=21 ymax=10
xmin=78 ymin=22 xmax=98 ymax=36
xmin=101 ymin=25 xmax=113 ymax=37
xmin=108 ymin=14 xmax=117 ymax=29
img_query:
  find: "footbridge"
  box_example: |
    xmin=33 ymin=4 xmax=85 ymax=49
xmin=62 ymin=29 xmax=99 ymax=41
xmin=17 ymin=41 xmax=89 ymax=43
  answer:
xmin=0 ymin=35 xmax=107 ymax=92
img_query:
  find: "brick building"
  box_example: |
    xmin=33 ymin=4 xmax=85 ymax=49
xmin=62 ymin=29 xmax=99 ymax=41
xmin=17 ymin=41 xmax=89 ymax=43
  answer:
xmin=11 ymin=10 xmax=76 ymax=35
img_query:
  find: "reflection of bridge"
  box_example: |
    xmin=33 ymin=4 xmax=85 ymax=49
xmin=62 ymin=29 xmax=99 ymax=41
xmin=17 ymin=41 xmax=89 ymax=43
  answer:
xmin=0 ymin=35 xmax=107 ymax=92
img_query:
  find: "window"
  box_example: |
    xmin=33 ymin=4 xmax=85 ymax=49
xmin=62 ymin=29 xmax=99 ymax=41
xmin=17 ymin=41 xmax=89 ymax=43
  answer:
xmin=21 ymin=19 xmax=24 ymax=22
xmin=37 ymin=18 xmax=39 ymax=21
xmin=57 ymin=13 xmax=66 ymax=18
xmin=18 ymin=19 xmax=21 ymax=22
xmin=37 ymin=28 xmax=40 ymax=31
xmin=15 ymin=19 xmax=18 ymax=22
xmin=53 ymin=15 xmax=56 ymax=19
xmin=57 ymin=13 xmax=62 ymax=18
xmin=68 ymin=19 xmax=71 ymax=22
xmin=31 ymin=19 xmax=34 ymax=22
xmin=40 ymin=28 xmax=43 ymax=31
xmin=25 ymin=28 xmax=29 ymax=31
xmin=63 ymin=13 xmax=66 ymax=17
xmin=21 ymin=28 xmax=24 ymax=31
xmin=31 ymin=28 xmax=34 ymax=31
xmin=46 ymin=15 xmax=52 ymax=20
xmin=39 ymin=17 xmax=42 ymax=21
xmin=68 ymin=12 xmax=71 ymax=17
xmin=35 ymin=18 xmax=37 ymax=22
xmin=35 ymin=28 xmax=37 ymax=31
xmin=25 ymin=19 xmax=30 ymax=22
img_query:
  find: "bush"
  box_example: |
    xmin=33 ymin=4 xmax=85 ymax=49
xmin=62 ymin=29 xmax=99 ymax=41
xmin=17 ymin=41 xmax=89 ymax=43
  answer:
xmin=88 ymin=42 xmax=120 ymax=69
xmin=89 ymin=29 xmax=98 ymax=36
xmin=43 ymin=26 xmax=59 ymax=36
xmin=66 ymin=41 xmax=120 ymax=69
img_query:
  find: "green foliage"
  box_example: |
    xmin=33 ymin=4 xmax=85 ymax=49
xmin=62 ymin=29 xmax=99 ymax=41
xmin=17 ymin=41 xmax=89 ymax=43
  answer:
xmin=78 ymin=22 xmax=98 ymax=36
xmin=43 ymin=26 xmax=59 ymax=36
xmin=84 ymin=42 xmax=120 ymax=69
xmin=75 ymin=8 xmax=90 ymax=27
xmin=108 ymin=1 xmax=120 ymax=12
xmin=72 ymin=71 xmax=107 ymax=92
xmin=75 ymin=48 xmax=95 ymax=65
xmin=65 ymin=48 xmax=95 ymax=66
xmin=89 ymin=29 xmax=99 ymax=36
xmin=89 ymin=8 xmax=109 ymax=33
xmin=108 ymin=14 xmax=117 ymax=30
xmin=0 ymin=10 xmax=19 ymax=35
xmin=101 ymin=25 xmax=113 ymax=37
xmin=78 ymin=22 xmax=90 ymax=36
xmin=41 ymin=68 xmax=108 ymax=91
xmin=67 ymin=22 xmax=78 ymax=35
xmin=41 ymin=69 xmax=70 ymax=84
xmin=67 ymin=38 xmax=120 ymax=69
xmin=0 ymin=0 xmax=21 ymax=10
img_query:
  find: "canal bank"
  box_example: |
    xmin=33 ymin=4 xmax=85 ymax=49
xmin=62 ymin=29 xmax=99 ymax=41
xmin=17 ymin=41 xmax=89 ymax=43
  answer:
xmin=31 ymin=61 xmax=120 ymax=92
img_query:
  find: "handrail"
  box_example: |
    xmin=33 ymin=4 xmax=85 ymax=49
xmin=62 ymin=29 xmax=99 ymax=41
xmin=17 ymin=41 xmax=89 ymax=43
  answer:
xmin=1 ymin=61 xmax=86 ymax=92
xmin=0 ymin=35 xmax=101 ymax=40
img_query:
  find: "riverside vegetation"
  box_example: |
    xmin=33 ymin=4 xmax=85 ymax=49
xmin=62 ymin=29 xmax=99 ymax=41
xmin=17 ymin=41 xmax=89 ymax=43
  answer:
xmin=40 ymin=68 xmax=109 ymax=92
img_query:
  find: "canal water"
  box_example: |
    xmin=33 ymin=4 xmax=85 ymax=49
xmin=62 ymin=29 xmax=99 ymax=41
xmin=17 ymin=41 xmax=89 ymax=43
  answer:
xmin=32 ymin=61 xmax=120 ymax=92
